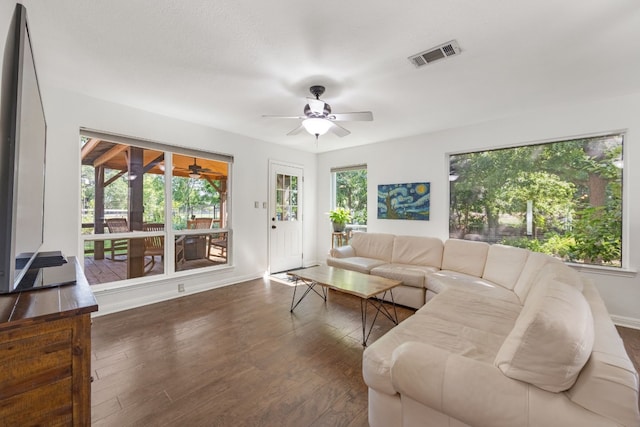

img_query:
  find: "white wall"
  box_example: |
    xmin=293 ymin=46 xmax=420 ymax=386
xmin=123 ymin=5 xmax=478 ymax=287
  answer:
xmin=2 ymin=0 xmax=638 ymax=323
xmin=317 ymin=93 xmax=640 ymax=327
xmin=42 ymin=89 xmax=318 ymax=315
xmin=0 ymin=1 xmax=319 ymax=316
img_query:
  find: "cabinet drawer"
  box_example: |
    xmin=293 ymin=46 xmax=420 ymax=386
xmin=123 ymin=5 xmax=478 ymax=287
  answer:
xmin=0 ymin=319 xmax=74 ymax=402
xmin=0 ymin=377 xmax=74 ymax=425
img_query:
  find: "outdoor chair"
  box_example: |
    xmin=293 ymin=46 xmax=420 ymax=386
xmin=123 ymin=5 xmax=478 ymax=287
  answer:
xmin=175 ymin=235 xmax=186 ymax=270
xmin=143 ymin=223 xmax=164 ymax=274
xmin=189 ymin=218 xmax=227 ymax=260
xmin=187 ymin=217 xmax=213 ymax=230
xmin=105 ymin=217 xmax=129 ymax=261
xmin=186 ymin=217 xmax=214 ymax=260
xmin=209 ymin=232 xmax=228 ymax=259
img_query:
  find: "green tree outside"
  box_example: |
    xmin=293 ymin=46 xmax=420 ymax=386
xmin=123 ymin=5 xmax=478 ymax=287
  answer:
xmin=450 ymin=134 xmax=623 ymax=267
xmin=335 ymin=169 xmax=367 ymax=225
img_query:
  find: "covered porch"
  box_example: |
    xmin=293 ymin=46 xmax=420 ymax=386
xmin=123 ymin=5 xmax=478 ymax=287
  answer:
xmin=81 ymin=137 xmax=229 ymax=284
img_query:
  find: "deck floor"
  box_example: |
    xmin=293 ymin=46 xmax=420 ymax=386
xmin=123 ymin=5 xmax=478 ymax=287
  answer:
xmin=84 ymin=250 xmax=226 ymax=285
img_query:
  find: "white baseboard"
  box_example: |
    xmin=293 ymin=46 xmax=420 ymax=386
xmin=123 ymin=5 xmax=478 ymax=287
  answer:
xmin=611 ymin=315 xmax=640 ymax=330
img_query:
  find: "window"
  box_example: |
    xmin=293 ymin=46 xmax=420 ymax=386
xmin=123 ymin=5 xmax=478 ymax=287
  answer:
xmin=331 ymin=165 xmax=367 ymax=230
xmin=449 ymin=133 xmax=624 ymax=267
xmin=80 ymin=132 xmax=232 ymax=285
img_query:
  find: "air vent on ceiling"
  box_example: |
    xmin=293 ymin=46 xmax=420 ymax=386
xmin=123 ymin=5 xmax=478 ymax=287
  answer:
xmin=409 ymin=40 xmax=461 ymax=68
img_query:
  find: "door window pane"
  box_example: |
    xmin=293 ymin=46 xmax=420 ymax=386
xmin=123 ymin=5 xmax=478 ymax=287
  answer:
xmin=276 ymin=173 xmax=298 ymax=221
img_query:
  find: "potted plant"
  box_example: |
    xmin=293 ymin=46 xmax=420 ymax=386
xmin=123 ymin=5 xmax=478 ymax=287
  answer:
xmin=329 ymin=207 xmax=352 ymax=232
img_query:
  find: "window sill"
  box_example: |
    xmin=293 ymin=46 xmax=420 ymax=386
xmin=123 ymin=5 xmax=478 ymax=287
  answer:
xmin=567 ymin=262 xmax=637 ymax=278
xmin=91 ymin=263 xmax=234 ymax=292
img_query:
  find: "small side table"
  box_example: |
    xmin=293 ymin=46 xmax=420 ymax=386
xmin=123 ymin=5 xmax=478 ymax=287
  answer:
xmin=332 ymin=231 xmax=348 ymax=249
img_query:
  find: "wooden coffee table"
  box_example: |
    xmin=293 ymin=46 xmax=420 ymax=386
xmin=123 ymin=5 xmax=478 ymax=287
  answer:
xmin=287 ymin=265 xmax=402 ymax=346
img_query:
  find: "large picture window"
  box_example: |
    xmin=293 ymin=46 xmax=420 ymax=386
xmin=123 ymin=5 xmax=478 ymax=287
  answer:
xmin=449 ymin=133 xmax=623 ymax=267
xmin=331 ymin=165 xmax=367 ymax=231
xmin=80 ymin=132 xmax=232 ymax=285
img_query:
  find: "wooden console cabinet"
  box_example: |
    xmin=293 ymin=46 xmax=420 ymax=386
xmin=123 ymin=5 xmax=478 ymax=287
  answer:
xmin=0 ymin=258 xmax=98 ymax=426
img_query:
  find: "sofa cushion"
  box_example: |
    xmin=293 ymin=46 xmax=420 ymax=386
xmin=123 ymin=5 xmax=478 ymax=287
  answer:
xmin=326 ymin=256 xmax=387 ymax=274
xmin=417 ymin=288 xmax=522 ymax=336
xmin=350 ymin=232 xmax=395 ymax=263
xmin=376 ymin=284 xmax=425 ymax=310
xmin=482 ymin=244 xmax=529 ymax=290
xmin=391 ymin=235 xmax=443 ymax=268
xmin=441 ymin=239 xmax=489 ymax=277
xmin=495 ymin=280 xmax=594 ymax=392
xmin=512 ymin=252 xmax=559 ymax=303
xmin=363 ymin=288 xmax=519 ymax=396
xmin=535 ymin=261 xmax=584 ymax=293
xmin=426 ymin=270 xmax=521 ymax=305
xmin=371 ymin=264 xmax=437 ymax=288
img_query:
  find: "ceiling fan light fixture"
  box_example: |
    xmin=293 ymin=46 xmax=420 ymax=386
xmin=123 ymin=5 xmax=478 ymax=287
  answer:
xmin=302 ymin=118 xmax=332 ymax=136
xmin=189 ymin=172 xmax=200 ymax=179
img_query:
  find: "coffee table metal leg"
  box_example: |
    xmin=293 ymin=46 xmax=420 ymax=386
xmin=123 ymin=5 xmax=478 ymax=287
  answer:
xmin=360 ymin=298 xmax=368 ymax=346
xmin=374 ymin=290 xmax=399 ymax=325
xmin=361 ymin=298 xmax=384 ymax=346
xmin=360 ymin=290 xmax=400 ymax=346
xmin=290 ymin=278 xmax=328 ymax=312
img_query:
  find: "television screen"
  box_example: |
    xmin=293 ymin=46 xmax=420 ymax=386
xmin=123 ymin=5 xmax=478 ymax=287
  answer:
xmin=0 ymin=4 xmax=47 ymax=293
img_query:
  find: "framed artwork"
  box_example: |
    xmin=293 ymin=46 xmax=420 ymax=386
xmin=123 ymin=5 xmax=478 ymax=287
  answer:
xmin=377 ymin=182 xmax=430 ymax=220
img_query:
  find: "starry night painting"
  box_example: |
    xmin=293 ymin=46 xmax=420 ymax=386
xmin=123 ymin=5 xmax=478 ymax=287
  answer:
xmin=377 ymin=182 xmax=430 ymax=220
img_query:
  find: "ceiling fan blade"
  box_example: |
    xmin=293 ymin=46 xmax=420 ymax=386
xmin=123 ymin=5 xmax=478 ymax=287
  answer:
xmin=307 ymin=98 xmax=326 ymax=115
xmin=262 ymin=114 xmax=306 ymax=119
xmin=287 ymin=125 xmax=305 ymax=136
xmin=329 ymin=111 xmax=373 ymax=121
xmin=328 ymin=122 xmax=351 ymax=137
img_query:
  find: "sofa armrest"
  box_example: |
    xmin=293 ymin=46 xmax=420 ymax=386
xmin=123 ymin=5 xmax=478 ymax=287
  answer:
xmin=329 ymin=245 xmax=355 ymax=258
xmin=391 ymin=341 xmax=529 ymax=427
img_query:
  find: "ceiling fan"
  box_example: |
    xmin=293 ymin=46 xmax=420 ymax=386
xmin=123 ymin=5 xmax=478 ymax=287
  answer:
xmin=263 ymin=85 xmax=373 ymax=139
xmin=187 ymin=158 xmax=212 ymax=178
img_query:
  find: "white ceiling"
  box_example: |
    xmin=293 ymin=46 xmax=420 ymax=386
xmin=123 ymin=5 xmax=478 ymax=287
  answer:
xmin=22 ymin=0 xmax=640 ymax=153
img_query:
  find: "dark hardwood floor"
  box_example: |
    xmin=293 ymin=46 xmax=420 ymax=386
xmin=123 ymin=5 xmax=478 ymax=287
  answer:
xmin=91 ymin=278 xmax=640 ymax=426
xmin=91 ymin=277 xmax=414 ymax=426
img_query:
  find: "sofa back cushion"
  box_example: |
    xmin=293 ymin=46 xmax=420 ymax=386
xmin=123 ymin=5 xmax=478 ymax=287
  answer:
xmin=495 ymin=279 xmax=594 ymax=392
xmin=482 ymin=244 xmax=529 ymax=290
xmin=351 ymin=232 xmax=395 ymax=262
xmin=512 ymin=252 xmax=559 ymax=303
xmin=535 ymin=261 xmax=584 ymax=293
xmin=441 ymin=239 xmax=489 ymax=277
xmin=391 ymin=235 xmax=443 ymax=268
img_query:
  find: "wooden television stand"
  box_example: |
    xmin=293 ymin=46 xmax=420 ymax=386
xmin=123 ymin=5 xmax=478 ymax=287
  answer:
xmin=0 ymin=257 xmax=98 ymax=425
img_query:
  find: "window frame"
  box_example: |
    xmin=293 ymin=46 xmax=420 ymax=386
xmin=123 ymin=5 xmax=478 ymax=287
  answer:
xmin=330 ymin=164 xmax=368 ymax=231
xmin=447 ymin=131 xmax=628 ymax=270
xmin=80 ymin=129 xmax=233 ymax=286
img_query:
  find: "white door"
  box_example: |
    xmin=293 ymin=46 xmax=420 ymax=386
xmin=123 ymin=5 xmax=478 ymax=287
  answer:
xmin=269 ymin=161 xmax=303 ymax=273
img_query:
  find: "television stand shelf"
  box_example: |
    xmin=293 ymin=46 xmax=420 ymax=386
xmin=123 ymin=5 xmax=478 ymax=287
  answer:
xmin=0 ymin=257 xmax=98 ymax=425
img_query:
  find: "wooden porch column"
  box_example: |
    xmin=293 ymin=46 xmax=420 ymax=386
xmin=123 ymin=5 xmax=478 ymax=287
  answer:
xmin=94 ymin=166 xmax=105 ymax=260
xmin=127 ymin=147 xmax=145 ymax=278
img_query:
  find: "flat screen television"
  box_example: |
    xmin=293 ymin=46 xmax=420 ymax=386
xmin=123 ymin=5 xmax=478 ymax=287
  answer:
xmin=0 ymin=4 xmax=47 ymax=293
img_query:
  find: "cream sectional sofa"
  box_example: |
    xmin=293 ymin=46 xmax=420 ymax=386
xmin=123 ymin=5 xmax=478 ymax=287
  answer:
xmin=327 ymin=233 xmax=640 ymax=427
xmin=328 ymin=233 xmax=443 ymax=309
